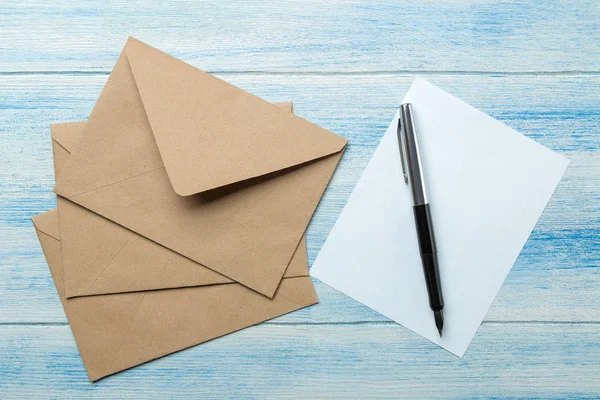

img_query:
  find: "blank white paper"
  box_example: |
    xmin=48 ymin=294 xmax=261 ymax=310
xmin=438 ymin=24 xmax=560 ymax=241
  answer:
xmin=311 ymin=79 xmax=569 ymax=356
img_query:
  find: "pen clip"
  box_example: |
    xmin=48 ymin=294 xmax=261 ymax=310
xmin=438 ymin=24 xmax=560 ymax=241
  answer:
xmin=397 ymin=106 xmax=409 ymax=184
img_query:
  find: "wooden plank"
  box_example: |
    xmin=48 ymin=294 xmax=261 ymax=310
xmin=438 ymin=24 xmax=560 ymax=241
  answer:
xmin=2 ymin=0 xmax=600 ymax=73
xmin=1 ymin=74 xmax=598 ymax=323
xmin=0 ymin=323 xmax=598 ymax=398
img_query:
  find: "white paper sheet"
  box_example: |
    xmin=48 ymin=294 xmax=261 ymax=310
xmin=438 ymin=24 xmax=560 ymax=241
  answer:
xmin=310 ymin=79 xmax=569 ymax=356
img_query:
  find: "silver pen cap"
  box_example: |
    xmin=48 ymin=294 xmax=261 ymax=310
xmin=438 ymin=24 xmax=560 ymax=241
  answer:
xmin=397 ymin=103 xmax=428 ymax=206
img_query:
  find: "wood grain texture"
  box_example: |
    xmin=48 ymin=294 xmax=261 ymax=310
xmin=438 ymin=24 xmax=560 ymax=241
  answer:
xmin=0 ymin=324 xmax=599 ymax=399
xmin=1 ymin=0 xmax=600 ymax=73
xmin=0 ymin=0 xmax=599 ymax=398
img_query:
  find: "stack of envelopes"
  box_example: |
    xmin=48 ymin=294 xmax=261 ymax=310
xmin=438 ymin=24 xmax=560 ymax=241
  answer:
xmin=32 ymin=37 xmax=347 ymax=382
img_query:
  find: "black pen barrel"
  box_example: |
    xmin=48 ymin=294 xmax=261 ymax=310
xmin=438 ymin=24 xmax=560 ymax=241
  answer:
xmin=413 ymin=204 xmax=444 ymax=311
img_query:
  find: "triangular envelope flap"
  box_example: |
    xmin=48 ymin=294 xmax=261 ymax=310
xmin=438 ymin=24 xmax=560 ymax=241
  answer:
xmin=124 ymin=37 xmax=347 ymax=196
xmin=32 ymin=209 xmax=61 ymax=241
xmin=51 ymin=122 xmax=86 ymax=185
xmin=50 ymin=122 xmax=87 ymax=153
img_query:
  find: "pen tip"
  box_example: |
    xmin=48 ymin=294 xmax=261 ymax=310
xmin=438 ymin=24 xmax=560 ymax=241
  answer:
xmin=434 ymin=309 xmax=444 ymax=337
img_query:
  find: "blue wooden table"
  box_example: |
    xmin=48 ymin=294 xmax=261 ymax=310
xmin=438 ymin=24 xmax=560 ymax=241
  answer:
xmin=1 ymin=1 xmax=599 ymax=398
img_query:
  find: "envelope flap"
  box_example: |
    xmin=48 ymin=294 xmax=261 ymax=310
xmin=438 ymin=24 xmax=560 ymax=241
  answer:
xmin=124 ymin=37 xmax=347 ymax=196
xmin=31 ymin=209 xmax=60 ymax=241
xmin=50 ymin=121 xmax=87 ymax=153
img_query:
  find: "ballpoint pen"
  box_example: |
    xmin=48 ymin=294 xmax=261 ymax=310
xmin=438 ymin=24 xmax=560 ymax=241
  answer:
xmin=397 ymin=103 xmax=445 ymax=337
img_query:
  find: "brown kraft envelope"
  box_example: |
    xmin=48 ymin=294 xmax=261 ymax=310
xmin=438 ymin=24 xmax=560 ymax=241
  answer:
xmin=54 ymin=37 xmax=347 ymax=298
xmin=51 ymin=103 xmax=308 ymax=298
xmin=33 ymin=209 xmax=317 ymax=381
